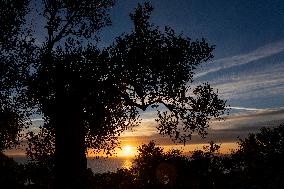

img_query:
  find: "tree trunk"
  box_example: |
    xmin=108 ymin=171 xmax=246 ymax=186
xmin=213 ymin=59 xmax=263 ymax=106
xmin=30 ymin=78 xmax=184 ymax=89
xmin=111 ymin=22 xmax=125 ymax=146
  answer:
xmin=52 ymin=60 xmax=87 ymax=188
xmin=54 ymin=99 xmax=87 ymax=189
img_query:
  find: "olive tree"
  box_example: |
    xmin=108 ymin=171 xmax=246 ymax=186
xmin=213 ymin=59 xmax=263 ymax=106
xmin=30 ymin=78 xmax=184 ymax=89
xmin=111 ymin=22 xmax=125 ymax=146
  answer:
xmin=2 ymin=1 xmax=226 ymax=188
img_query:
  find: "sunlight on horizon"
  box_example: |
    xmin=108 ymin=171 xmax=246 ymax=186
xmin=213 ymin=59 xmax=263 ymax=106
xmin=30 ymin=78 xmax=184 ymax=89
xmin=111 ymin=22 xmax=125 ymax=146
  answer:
xmin=118 ymin=145 xmax=137 ymax=157
xmin=85 ymin=142 xmax=238 ymax=158
xmin=4 ymin=142 xmax=238 ymax=158
xmin=122 ymin=159 xmax=133 ymax=169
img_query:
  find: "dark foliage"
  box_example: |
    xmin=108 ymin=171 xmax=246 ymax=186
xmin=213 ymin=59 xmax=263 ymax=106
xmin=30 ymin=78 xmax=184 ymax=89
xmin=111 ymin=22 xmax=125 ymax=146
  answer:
xmin=1 ymin=124 xmax=284 ymax=188
xmin=90 ymin=124 xmax=284 ymax=189
xmin=1 ymin=1 xmax=226 ymax=188
xmin=0 ymin=152 xmax=26 ymax=188
xmin=109 ymin=3 xmax=226 ymax=143
xmin=229 ymin=123 xmax=284 ymax=189
xmin=0 ymin=0 xmax=31 ymax=151
xmin=1 ymin=2 xmax=283 ymax=188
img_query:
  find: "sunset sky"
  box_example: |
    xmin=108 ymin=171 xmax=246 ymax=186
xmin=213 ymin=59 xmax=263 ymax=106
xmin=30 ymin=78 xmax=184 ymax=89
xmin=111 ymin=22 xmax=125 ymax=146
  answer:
xmin=6 ymin=0 xmax=284 ymax=156
xmin=105 ymin=0 xmax=284 ymax=154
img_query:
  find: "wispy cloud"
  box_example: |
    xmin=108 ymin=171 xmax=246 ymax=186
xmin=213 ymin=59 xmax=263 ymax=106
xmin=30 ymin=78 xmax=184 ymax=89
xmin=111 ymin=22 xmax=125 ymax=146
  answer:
xmin=31 ymin=118 xmax=44 ymax=122
xmin=209 ymin=61 xmax=284 ymax=100
xmin=196 ymin=40 xmax=284 ymax=78
xmin=227 ymin=106 xmax=267 ymax=111
xmin=210 ymin=107 xmax=284 ymax=133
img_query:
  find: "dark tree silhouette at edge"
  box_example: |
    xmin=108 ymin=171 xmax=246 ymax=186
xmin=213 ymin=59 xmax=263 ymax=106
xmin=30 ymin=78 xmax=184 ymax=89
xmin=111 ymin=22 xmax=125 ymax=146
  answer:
xmin=0 ymin=0 xmax=31 ymax=152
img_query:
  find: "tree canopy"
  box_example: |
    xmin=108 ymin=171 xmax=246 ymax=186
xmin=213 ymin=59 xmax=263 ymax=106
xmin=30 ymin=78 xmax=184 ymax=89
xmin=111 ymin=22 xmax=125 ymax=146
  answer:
xmin=109 ymin=3 xmax=226 ymax=143
xmin=1 ymin=1 xmax=226 ymax=188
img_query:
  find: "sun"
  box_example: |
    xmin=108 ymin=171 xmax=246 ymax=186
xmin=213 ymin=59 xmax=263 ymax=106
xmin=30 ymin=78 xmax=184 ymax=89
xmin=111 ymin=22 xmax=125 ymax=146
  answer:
xmin=120 ymin=145 xmax=136 ymax=157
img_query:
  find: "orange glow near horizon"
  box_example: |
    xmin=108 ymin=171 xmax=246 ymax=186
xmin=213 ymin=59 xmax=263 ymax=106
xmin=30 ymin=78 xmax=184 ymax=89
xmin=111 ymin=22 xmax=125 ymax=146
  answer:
xmin=117 ymin=145 xmax=137 ymax=157
xmin=85 ymin=142 xmax=238 ymax=158
xmin=160 ymin=142 xmax=238 ymax=154
xmin=86 ymin=145 xmax=138 ymax=158
xmin=4 ymin=142 xmax=238 ymax=158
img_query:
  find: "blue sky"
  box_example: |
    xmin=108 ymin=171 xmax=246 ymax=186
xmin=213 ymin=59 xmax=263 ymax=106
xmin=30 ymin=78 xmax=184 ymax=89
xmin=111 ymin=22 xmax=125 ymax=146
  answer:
xmin=100 ymin=0 xmax=284 ymax=108
xmin=101 ymin=0 xmax=284 ymax=148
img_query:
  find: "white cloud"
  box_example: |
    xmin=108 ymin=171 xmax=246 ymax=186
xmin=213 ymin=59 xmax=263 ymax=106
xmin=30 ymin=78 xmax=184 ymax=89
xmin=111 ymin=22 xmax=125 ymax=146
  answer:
xmin=210 ymin=62 xmax=284 ymax=100
xmin=227 ymin=106 xmax=267 ymax=111
xmin=195 ymin=40 xmax=284 ymax=78
xmin=31 ymin=118 xmax=44 ymax=122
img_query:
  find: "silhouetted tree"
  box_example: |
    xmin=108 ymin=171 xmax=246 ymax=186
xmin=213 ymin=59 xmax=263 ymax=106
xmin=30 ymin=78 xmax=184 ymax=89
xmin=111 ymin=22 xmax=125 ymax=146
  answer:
xmin=0 ymin=152 xmax=26 ymax=188
xmin=77 ymin=124 xmax=284 ymax=189
xmin=132 ymin=141 xmax=189 ymax=189
xmin=90 ymin=141 xmax=189 ymax=189
xmin=109 ymin=3 xmax=226 ymax=144
xmin=99 ymin=141 xmax=223 ymax=189
xmin=0 ymin=0 xmax=30 ymax=151
xmin=231 ymin=123 xmax=284 ymax=188
xmin=24 ymin=1 xmax=115 ymax=188
xmin=25 ymin=125 xmax=55 ymax=188
xmin=1 ymin=1 xmax=226 ymax=188
xmin=90 ymin=168 xmax=137 ymax=189
xmin=189 ymin=141 xmax=229 ymax=189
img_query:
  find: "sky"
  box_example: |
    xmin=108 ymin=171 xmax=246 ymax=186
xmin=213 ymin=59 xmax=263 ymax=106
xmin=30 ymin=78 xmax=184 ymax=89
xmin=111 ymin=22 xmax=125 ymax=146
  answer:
xmin=6 ymin=0 xmax=284 ymax=156
xmin=101 ymin=0 xmax=284 ymax=154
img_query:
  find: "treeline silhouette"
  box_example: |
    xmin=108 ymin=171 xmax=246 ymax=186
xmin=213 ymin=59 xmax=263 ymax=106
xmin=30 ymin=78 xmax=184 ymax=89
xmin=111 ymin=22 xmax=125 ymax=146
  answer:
xmin=1 ymin=123 xmax=284 ymax=189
